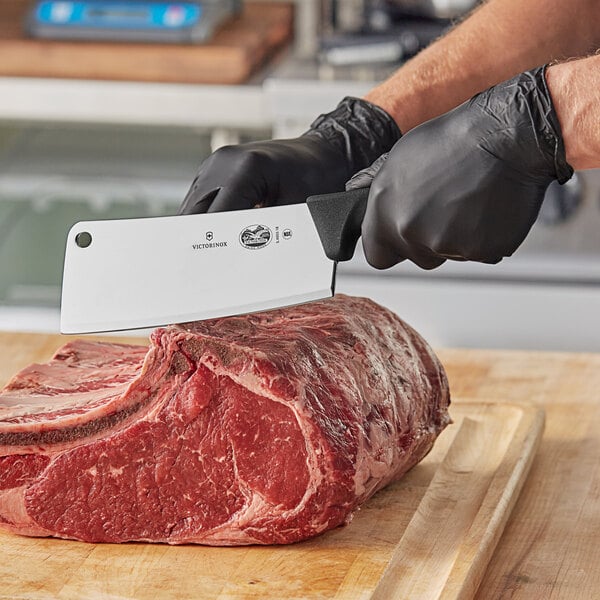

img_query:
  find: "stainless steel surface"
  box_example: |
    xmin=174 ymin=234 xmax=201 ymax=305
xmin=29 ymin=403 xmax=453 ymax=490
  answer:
xmin=60 ymin=203 xmax=334 ymax=333
xmin=293 ymin=0 xmax=321 ymax=58
xmin=387 ymin=0 xmax=477 ymax=19
xmin=333 ymin=0 xmax=368 ymax=32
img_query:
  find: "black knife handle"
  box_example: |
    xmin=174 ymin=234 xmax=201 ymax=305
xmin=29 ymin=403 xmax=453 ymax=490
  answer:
xmin=306 ymin=187 xmax=370 ymax=262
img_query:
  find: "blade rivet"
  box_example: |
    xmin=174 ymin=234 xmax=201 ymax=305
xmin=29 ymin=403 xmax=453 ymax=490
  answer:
xmin=75 ymin=232 xmax=92 ymax=248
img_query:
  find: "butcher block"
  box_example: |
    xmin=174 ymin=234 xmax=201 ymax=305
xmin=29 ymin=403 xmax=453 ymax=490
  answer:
xmin=0 ymin=1 xmax=293 ymax=84
xmin=1 ymin=333 xmax=599 ymax=599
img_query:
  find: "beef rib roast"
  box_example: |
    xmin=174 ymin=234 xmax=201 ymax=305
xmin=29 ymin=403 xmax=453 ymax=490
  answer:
xmin=0 ymin=295 xmax=450 ymax=545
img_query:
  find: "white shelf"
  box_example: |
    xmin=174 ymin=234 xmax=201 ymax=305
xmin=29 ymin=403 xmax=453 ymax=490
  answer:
xmin=0 ymin=77 xmax=270 ymax=129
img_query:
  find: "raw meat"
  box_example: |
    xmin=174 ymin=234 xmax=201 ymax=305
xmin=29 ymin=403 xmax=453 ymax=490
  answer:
xmin=0 ymin=295 xmax=450 ymax=545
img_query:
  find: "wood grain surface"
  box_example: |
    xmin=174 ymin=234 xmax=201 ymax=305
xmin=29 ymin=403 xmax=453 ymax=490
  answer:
xmin=0 ymin=1 xmax=293 ymax=84
xmin=438 ymin=348 xmax=600 ymax=600
xmin=0 ymin=332 xmax=545 ymax=599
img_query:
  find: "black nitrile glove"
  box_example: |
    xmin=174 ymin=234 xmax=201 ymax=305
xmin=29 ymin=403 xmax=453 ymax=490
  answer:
xmin=178 ymin=97 xmax=400 ymax=214
xmin=346 ymin=67 xmax=573 ymax=270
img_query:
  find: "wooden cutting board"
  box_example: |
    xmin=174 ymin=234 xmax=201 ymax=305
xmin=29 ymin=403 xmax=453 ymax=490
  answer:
xmin=0 ymin=334 xmax=544 ymax=599
xmin=0 ymin=1 xmax=293 ymax=84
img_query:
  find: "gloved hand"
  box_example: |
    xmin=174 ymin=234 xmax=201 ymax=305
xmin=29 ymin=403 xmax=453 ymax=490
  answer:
xmin=178 ymin=97 xmax=400 ymax=214
xmin=347 ymin=66 xmax=573 ymax=270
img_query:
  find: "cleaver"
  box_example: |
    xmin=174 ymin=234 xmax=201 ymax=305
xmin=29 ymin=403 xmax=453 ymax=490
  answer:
xmin=60 ymin=187 xmax=369 ymax=334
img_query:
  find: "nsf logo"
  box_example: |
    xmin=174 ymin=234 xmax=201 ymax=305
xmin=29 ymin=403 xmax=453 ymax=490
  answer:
xmin=239 ymin=225 xmax=272 ymax=250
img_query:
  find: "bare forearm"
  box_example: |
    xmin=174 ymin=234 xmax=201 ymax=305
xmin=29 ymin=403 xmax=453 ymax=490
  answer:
xmin=365 ymin=0 xmax=600 ymax=132
xmin=546 ymin=55 xmax=600 ymax=171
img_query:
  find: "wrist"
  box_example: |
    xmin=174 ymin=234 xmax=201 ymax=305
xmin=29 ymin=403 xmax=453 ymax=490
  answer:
xmin=545 ymin=58 xmax=600 ymax=171
xmin=363 ymin=86 xmax=420 ymax=134
xmin=362 ymin=46 xmax=462 ymax=133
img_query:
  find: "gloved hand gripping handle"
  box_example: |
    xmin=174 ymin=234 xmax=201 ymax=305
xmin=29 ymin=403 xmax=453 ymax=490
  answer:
xmin=307 ymin=187 xmax=369 ymax=262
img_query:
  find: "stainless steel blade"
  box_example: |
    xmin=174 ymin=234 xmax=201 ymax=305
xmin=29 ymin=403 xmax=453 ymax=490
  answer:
xmin=60 ymin=204 xmax=334 ymax=334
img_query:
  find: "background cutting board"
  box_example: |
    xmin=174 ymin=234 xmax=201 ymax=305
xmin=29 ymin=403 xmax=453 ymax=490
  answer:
xmin=0 ymin=1 xmax=293 ymax=84
xmin=0 ymin=333 xmax=544 ymax=600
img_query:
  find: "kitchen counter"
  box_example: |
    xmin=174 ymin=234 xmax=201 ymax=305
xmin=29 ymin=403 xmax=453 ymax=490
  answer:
xmin=0 ymin=333 xmax=598 ymax=598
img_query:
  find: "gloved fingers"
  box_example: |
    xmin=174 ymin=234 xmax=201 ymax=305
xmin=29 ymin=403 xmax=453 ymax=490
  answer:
xmin=479 ymin=254 xmax=505 ymax=265
xmin=178 ymin=97 xmax=401 ymax=217
xmin=407 ymin=250 xmax=447 ymax=270
xmin=207 ymin=180 xmax=268 ymax=213
xmin=177 ymin=145 xmax=267 ymax=215
xmin=181 ymin=186 xmax=263 ymax=215
xmin=362 ymin=227 xmax=447 ymax=270
xmin=178 ymin=185 xmax=220 ymax=215
xmin=182 ymin=164 xmax=270 ymax=214
xmin=392 ymin=237 xmax=447 ymax=270
xmin=345 ymin=153 xmax=389 ymax=191
xmin=361 ymin=235 xmax=406 ymax=270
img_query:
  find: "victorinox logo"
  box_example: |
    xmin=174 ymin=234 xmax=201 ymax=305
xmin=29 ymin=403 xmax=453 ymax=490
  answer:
xmin=192 ymin=230 xmax=227 ymax=250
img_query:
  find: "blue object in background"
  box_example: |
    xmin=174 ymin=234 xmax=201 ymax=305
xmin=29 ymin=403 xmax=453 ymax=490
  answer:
xmin=34 ymin=1 xmax=202 ymax=30
xmin=25 ymin=0 xmax=241 ymax=43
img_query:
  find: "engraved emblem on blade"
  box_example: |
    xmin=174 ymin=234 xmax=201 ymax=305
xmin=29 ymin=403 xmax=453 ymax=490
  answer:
xmin=239 ymin=225 xmax=272 ymax=250
xmin=282 ymin=229 xmax=293 ymax=240
xmin=206 ymin=231 xmax=214 ymax=242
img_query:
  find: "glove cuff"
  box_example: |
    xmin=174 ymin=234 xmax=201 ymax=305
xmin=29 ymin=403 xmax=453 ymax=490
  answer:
xmin=531 ymin=66 xmax=574 ymax=184
xmin=305 ymin=97 xmax=402 ymax=176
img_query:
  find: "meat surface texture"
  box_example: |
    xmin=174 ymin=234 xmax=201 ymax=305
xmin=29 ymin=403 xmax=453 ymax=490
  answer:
xmin=0 ymin=295 xmax=450 ymax=545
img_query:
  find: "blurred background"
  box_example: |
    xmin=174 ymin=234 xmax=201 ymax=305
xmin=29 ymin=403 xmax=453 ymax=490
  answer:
xmin=0 ymin=0 xmax=599 ymax=350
